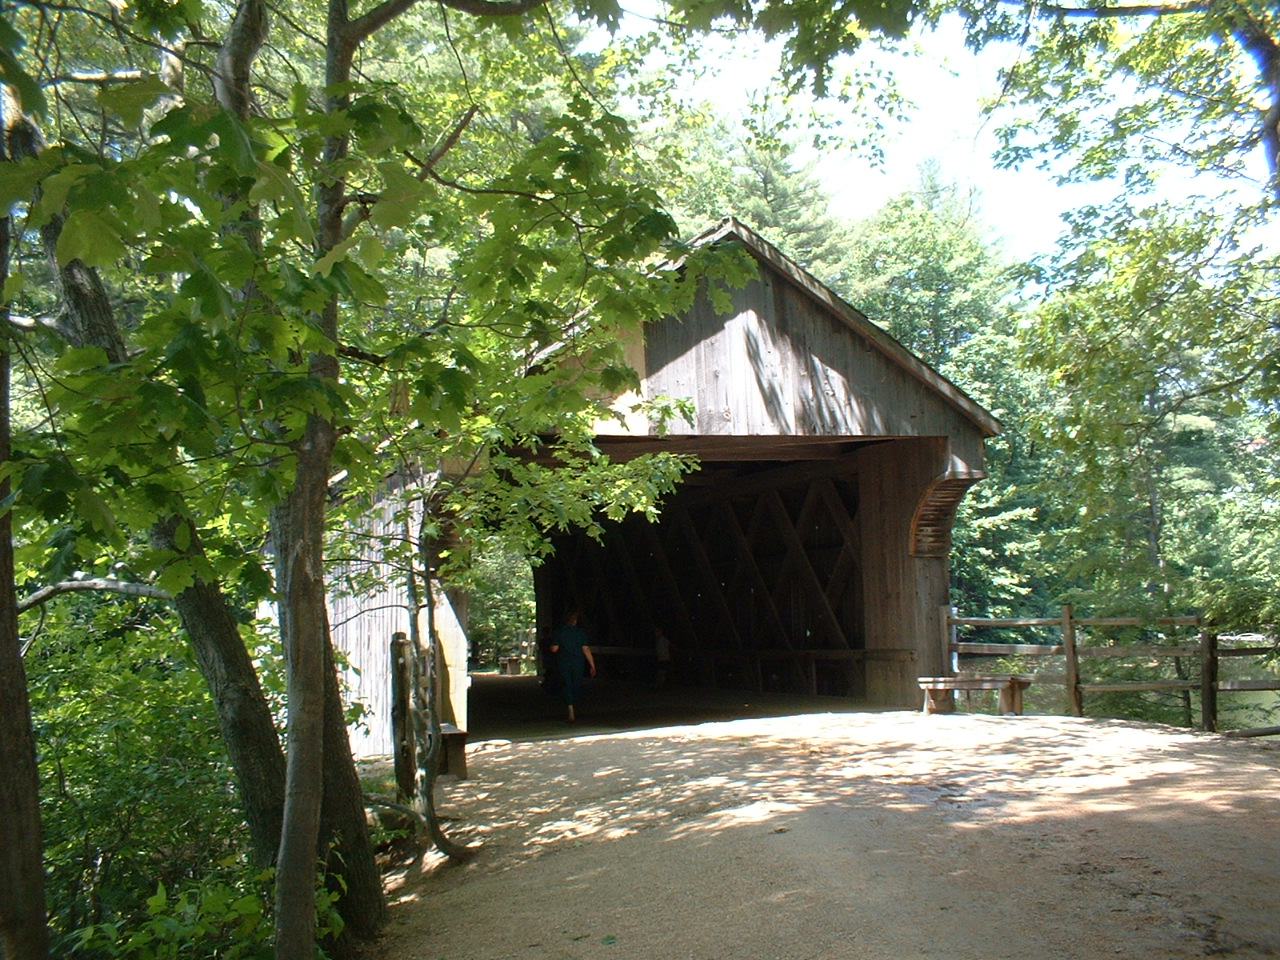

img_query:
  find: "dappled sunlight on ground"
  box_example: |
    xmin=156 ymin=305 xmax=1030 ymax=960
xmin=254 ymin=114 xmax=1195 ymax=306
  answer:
xmin=375 ymin=691 xmax=1280 ymax=960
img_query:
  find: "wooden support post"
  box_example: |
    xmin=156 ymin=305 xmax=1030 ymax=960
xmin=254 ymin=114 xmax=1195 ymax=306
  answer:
xmin=1062 ymin=604 xmax=1083 ymax=717
xmin=390 ymin=632 xmax=415 ymax=801
xmin=938 ymin=605 xmax=955 ymax=675
xmin=1200 ymin=630 xmax=1218 ymax=733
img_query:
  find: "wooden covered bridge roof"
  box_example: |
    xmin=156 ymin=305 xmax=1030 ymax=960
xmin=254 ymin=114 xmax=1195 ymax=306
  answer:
xmin=536 ymin=218 xmax=1003 ymax=708
xmin=593 ymin=216 xmax=999 ymax=455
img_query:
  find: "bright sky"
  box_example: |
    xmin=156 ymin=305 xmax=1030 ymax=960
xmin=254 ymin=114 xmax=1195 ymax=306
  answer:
xmin=812 ymin=22 xmax=1112 ymax=260
xmin=666 ymin=15 xmax=1112 ymax=261
xmin=608 ymin=8 xmax=1271 ymax=262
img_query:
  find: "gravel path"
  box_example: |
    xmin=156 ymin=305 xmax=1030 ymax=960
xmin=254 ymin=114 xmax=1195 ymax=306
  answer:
xmin=369 ymin=685 xmax=1280 ymax=960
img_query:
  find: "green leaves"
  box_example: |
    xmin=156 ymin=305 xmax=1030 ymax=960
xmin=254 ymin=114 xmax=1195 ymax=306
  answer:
xmin=966 ymin=0 xmax=1277 ymax=189
xmin=55 ymin=210 xmax=127 ymax=268
xmin=1014 ymin=197 xmax=1280 ymax=623
xmin=666 ymin=0 xmax=921 ymax=95
xmin=98 ymin=75 xmax=174 ymax=128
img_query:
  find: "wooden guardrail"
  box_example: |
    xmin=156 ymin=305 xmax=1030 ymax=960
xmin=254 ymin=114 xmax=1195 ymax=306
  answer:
xmin=939 ymin=605 xmax=1279 ymax=732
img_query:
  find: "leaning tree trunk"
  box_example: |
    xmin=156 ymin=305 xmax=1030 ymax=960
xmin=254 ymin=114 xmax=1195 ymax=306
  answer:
xmin=13 ymin=90 xmax=384 ymax=936
xmin=0 ymin=124 xmax=50 ymax=960
xmin=7 ymin=111 xmax=292 ymax=868
xmin=271 ymin=416 xmax=336 ymax=960
xmin=320 ymin=619 xmax=389 ymax=937
xmin=151 ymin=519 xmax=288 ymax=860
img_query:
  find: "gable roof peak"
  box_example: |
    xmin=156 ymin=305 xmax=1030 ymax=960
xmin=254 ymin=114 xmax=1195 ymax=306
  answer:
xmin=685 ymin=217 xmax=1002 ymax=438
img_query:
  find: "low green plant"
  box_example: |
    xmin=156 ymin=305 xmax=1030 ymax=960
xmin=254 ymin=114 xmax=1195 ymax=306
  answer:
xmin=73 ymin=875 xmax=274 ymax=960
xmin=25 ymin=594 xmax=266 ymax=955
xmin=72 ymin=866 xmax=345 ymax=960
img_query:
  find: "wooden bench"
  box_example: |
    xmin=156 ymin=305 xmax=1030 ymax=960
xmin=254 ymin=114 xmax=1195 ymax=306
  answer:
xmin=439 ymin=722 xmax=467 ymax=779
xmin=918 ymin=676 xmax=1033 ymax=716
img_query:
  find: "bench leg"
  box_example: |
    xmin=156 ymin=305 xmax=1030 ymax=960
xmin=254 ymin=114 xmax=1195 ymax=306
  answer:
xmin=442 ymin=731 xmax=468 ymax=779
xmin=998 ymin=684 xmax=1024 ymax=715
xmin=922 ymin=689 xmax=955 ymax=715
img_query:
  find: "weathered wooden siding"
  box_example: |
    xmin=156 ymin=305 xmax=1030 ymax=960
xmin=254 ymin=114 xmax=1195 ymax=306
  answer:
xmin=856 ymin=438 xmax=953 ymax=704
xmin=640 ymin=265 xmax=989 ymax=476
xmin=327 ymin=494 xmax=410 ymax=759
xmin=550 ymin=221 xmax=998 ymax=708
xmin=327 ymin=492 xmax=470 ymax=759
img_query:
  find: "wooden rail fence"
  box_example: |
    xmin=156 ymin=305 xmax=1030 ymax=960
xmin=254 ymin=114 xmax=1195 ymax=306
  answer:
xmin=940 ymin=604 xmax=1279 ymax=732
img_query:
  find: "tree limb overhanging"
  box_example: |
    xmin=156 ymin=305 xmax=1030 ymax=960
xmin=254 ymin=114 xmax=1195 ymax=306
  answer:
xmin=1014 ymin=1 xmax=1209 ymax=15
xmin=1234 ymin=17 xmax=1280 ymax=182
xmin=18 ymin=578 xmax=171 ymax=615
xmin=7 ymin=97 xmax=290 ymax=874
xmin=996 ymin=0 xmax=1280 ymax=191
xmin=423 ymin=105 xmax=480 ymax=176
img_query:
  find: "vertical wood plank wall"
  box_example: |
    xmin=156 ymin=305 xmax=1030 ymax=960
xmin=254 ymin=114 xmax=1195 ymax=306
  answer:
xmin=327 ymin=493 xmax=410 ymax=759
xmin=327 ymin=493 xmax=471 ymax=759
xmin=857 ymin=438 xmax=952 ymax=704
xmin=642 ymin=272 xmax=988 ymax=476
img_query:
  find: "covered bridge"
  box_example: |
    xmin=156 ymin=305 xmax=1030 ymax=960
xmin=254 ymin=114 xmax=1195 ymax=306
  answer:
xmin=534 ymin=218 xmax=1000 ymax=708
xmin=329 ymin=217 xmax=1001 ymax=759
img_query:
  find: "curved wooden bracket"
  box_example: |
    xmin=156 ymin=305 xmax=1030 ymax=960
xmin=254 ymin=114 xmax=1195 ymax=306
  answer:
xmin=910 ymin=472 xmax=984 ymax=558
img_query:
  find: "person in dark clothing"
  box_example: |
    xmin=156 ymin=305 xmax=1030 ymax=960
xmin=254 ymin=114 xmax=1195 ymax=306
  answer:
xmin=549 ymin=610 xmax=596 ymax=722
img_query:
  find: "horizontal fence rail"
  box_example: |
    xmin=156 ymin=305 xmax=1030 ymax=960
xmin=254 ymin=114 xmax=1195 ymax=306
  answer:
xmin=940 ymin=604 xmax=1279 ymax=732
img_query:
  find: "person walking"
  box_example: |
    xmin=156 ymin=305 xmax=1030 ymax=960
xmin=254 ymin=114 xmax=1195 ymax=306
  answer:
xmin=550 ymin=610 xmax=596 ymax=723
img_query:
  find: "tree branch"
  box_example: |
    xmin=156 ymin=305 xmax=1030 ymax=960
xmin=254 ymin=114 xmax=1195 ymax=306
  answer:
xmin=421 ymin=105 xmax=479 ymax=177
xmin=215 ymin=0 xmax=271 ymax=118
xmin=19 ymin=577 xmax=172 ymax=616
xmin=434 ymin=0 xmax=549 ymax=18
xmin=45 ymin=70 xmax=145 ymax=86
xmin=346 ymin=0 xmax=424 ymax=44
xmin=1234 ymin=16 xmax=1280 ymax=187
xmin=344 ymin=0 xmax=552 ymax=47
xmin=1003 ymin=0 xmax=1209 ymax=16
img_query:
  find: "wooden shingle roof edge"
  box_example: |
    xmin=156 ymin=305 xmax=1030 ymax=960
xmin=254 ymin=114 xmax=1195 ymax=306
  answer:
xmin=689 ymin=217 xmax=1004 ymax=439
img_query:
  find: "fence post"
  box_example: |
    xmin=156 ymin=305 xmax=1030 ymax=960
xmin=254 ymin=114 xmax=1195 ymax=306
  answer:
xmin=390 ymin=632 xmax=415 ymax=801
xmin=1200 ymin=629 xmax=1218 ymax=733
xmin=938 ymin=605 xmax=956 ymax=675
xmin=1062 ymin=604 xmax=1083 ymax=717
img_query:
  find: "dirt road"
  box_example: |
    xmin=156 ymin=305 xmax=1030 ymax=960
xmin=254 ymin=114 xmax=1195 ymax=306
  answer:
xmin=371 ymin=685 xmax=1280 ymax=960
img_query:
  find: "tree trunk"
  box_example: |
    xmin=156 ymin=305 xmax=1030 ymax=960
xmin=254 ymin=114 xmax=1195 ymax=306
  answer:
xmin=9 ymin=111 xmax=291 ymax=868
xmin=0 ymin=125 xmax=51 ymax=960
xmin=210 ymin=1 xmax=388 ymax=940
xmin=320 ymin=622 xmax=388 ymax=938
xmin=151 ymin=519 xmax=287 ymax=863
xmin=271 ymin=416 xmax=336 ymax=960
xmin=14 ymin=89 xmax=387 ymax=941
